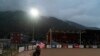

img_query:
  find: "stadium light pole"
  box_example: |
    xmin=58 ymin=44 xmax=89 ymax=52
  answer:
xmin=80 ymin=31 xmax=82 ymax=45
xmin=28 ymin=8 xmax=40 ymax=40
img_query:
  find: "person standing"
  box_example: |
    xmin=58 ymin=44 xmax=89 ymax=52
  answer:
xmin=33 ymin=45 xmax=41 ymax=56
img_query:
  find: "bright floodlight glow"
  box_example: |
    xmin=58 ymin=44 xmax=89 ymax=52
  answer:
xmin=29 ymin=8 xmax=39 ymax=17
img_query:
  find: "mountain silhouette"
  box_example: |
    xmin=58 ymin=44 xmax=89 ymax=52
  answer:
xmin=0 ymin=11 xmax=99 ymax=39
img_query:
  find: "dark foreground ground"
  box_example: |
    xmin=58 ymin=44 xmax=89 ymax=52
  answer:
xmin=41 ymin=48 xmax=100 ymax=56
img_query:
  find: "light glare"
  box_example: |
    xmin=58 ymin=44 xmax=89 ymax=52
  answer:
xmin=29 ymin=8 xmax=39 ymax=17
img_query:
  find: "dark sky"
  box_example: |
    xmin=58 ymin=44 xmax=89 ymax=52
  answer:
xmin=0 ymin=0 xmax=100 ymax=28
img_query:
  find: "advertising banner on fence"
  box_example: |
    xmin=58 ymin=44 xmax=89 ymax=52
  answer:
xmin=68 ymin=45 xmax=73 ymax=48
xmin=46 ymin=45 xmax=51 ymax=48
xmin=28 ymin=45 xmax=33 ymax=50
xmin=0 ymin=49 xmax=2 ymax=54
xmin=57 ymin=45 xmax=62 ymax=48
xmin=92 ymin=45 xmax=97 ymax=48
xmin=79 ymin=45 xmax=84 ymax=48
xmin=19 ymin=47 xmax=24 ymax=52
xmin=39 ymin=42 xmax=45 ymax=48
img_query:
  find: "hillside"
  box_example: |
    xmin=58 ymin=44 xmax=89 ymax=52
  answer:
xmin=0 ymin=11 xmax=82 ymax=32
xmin=65 ymin=20 xmax=100 ymax=30
xmin=0 ymin=11 xmax=99 ymax=39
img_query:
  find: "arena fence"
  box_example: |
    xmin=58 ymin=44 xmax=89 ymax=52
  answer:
xmin=45 ymin=45 xmax=99 ymax=48
xmin=3 ymin=44 xmax=98 ymax=56
xmin=18 ymin=44 xmax=99 ymax=52
xmin=16 ymin=44 xmax=100 ymax=56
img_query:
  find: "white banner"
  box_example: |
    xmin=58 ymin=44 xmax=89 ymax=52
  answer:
xmin=19 ymin=47 xmax=24 ymax=52
xmin=92 ymin=45 xmax=97 ymax=48
xmin=46 ymin=45 xmax=51 ymax=48
xmin=28 ymin=45 xmax=33 ymax=50
xmin=0 ymin=49 xmax=2 ymax=54
xmin=86 ymin=45 xmax=89 ymax=48
xmin=68 ymin=45 xmax=73 ymax=48
xmin=79 ymin=45 xmax=84 ymax=48
xmin=32 ymin=45 xmax=37 ymax=49
xmin=57 ymin=45 xmax=62 ymax=48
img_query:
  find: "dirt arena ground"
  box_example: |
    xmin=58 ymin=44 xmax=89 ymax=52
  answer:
xmin=41 ymin=48 xmax=100 ymax=56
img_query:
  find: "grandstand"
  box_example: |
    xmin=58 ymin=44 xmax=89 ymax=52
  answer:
xmin=46 ymin=29 xmax=100 ymax=46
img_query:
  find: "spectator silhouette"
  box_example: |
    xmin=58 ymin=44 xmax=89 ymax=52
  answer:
xmin=33 ymin=45 xmax=41 ymax=56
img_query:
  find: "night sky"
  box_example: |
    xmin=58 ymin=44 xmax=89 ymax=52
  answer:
xmin=0 ymin=0 xmax=100 ymax=28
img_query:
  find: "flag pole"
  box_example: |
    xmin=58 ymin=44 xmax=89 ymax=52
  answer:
xmin=80 ymin=31 xmax=81 ymax=45
xmin=50 ymin=28 xmax=52 ymax=45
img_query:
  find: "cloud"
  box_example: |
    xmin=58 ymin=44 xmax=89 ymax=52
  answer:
xmin=0 ymin=0 xmax=34 ymax=11
xmin=69 ymin=15 xmax=100 ymax=27
xmin=38 ymin=0 xmax=100 ymax=27
xmin=0 ymin=0 xmax=100 ymax=28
